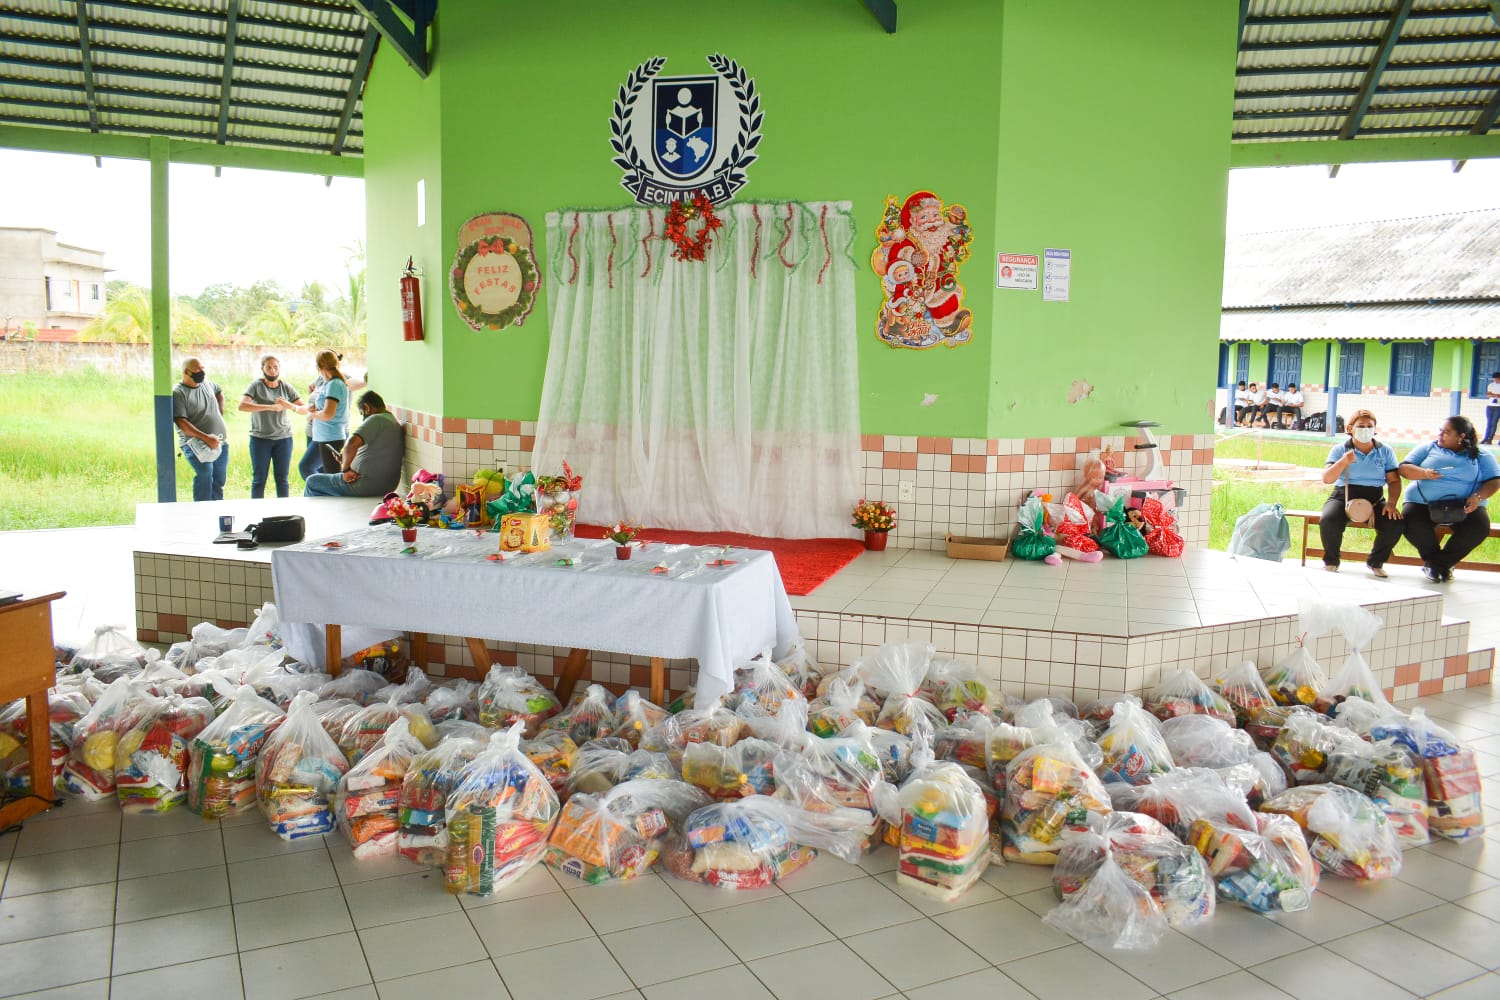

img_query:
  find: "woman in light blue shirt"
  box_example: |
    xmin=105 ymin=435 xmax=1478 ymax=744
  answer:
xmin=297 ymin=349 xmax=350 ymax=483
xmin=1399 ymin=415 xmax=1500 ymax=582
xmin=1320 ymin=409 xmax=1402 ymax=577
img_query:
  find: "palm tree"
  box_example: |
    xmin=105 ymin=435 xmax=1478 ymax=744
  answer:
xmin=83 ymin=285 xmax=153 ymax=343
xmin=320 ymin=240 xmax=368 ymax=351
xmin=252 ymin=301 xmax=313 ymax=346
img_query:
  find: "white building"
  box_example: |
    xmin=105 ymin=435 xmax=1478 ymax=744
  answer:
xmin=0 ymin=227 xmax=110 ymax=336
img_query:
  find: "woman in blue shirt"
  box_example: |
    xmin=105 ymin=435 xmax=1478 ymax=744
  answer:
xmin=1399 ymin=415 xmax=1500 ymax=582
xmin=297 ymin=350 xmax=350 ymax=484
xmin=1320 ymin=409 xmax=1403 ymax=577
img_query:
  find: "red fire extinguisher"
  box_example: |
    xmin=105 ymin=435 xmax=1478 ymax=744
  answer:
xmin=400 ymin=257 xmax=424 ymax=342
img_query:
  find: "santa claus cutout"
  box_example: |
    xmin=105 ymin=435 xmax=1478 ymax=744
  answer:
xmin=871 ymin=190 xmax=975 ymax=349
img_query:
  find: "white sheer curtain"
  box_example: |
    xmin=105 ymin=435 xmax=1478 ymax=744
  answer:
xmin=535 ymin=201 xmax=861 ymax=538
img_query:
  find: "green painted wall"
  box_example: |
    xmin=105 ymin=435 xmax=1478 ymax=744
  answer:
xmin=363 ymin=39 xmax=445 ymax=415
xmin=1301 ymin=342 xmax=1326 ymax=387
xmin=363 ymin=0 xmax=1237 ymax=438
xmin=1365 ymin=341 xmax=1392 ymax=389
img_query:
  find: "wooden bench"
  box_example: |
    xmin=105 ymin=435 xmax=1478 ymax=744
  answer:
xmin=1284 ymin=508 xmax=1500 ymax=572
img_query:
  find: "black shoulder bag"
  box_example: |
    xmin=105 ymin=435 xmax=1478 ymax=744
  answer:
xmin=1415 ymin=459 xmax=1478 ymax=526
xmin=248 ymin=515 xmax=306 ymax=543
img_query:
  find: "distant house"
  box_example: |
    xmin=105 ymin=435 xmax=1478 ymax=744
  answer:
xmin=1219 ymin=209 xmax=1500 ymax=440
xmin=0 ymin=227 xmax=110 ymax=337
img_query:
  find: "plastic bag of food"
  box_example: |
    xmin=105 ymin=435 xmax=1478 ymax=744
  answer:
xmin=1213 ymin=660 xmax=1277 ymax=728
xmin=1371 ymin=708 xmax=1485 ymax=841
xmin=313 ymin=698 xmax=364 ymax=747
xmin=255 ymin=667 xmax=331 ymax=710
xmin=641 ymin=705 xmax=744 ymax=755
xmin=165 ymin=622 xmax=250 ymax=673
xmin=1001 ymin=742 xmax=1113 ymax=863
xmin=682 ymin=737 xmax=780 ymax=799
xmin=773 ymin=724 xmax=885 ymax=818
xmin=134 ymin=659 xmax=190 ymax=698
xmin=1045 ymin=852 xmax=1167 ymax=949
xmin=1111 ymin=767 xmax=1257 ymax=840
xmin=317 ymin=669 xmax=389 ymax=706
xmin=115 ymin=693 xmax=214 ymax=812
xmin=424 ymin=680 xmax=479 ymax=723
xmin=398 ymin=734 xmax=488 ymax=865
xmin=1324 ymin=739 xmax=1428 ymax=847
xmin=1259 ymin=784 xmax=1402 ymax=880
xmin=547 ymin=684 xmax=619 ymax=743
xmin=544 ymin=778 xmax=711 ymax=883
xmin=67 ymin=625 xmax=151 ymax=679
xmin=855 ymin=641 xmax=935 ymax=700
xmin=1270 ymin=707 xmax=1367 ymax=785
xmin=246 ymin=602 xmax=283 ymax=650
xmin=1160 ymin=715 xmax=1254 ymax=769
xmin=443 ymin=724 xmax=561 ymax=895
xmin=776 ymin=641 xmax=825 ymax=700
xmin=1012 ymin=496 xmax=1057 ymax=562
xmin=1261 ymin=634 xmax=1327 ymax=708
xmin=255 ymin=690 xmax=348 ymax=839
xmin=661 ymin=795 xmax=871 ymax=888
xmin=1052 ymin=811 xmax=1214 ymax=931
xmin=1095 ymin=492 xmax=1149 ymax=559
xmin=807 ymin=676 xmax=880 ymax=738
xmin=186 ymin=685 xmax=285 ymax=818
xmin=477 ymin=666 xmax=561 ymax=736
xmin=1194 ymin=812 xmax=1318 ymax=913
xmin=373 ymin=666 xmax=433 ymax=706
xmin=881 ymin=745 xmax=991 ymax=900
xmin=517 ymin=730 xmax=576 ymax=798
xmin=60 ymin=676 xmax=139 ymax=799
xmin=613 ymin=690 xmax=668 ymax=748
xmin=567 ymin=737 xmax=673 ymax=794
xmin=1097 ymin=701 xmax=1175 ymax=785
xmin=728 ymin=658 xmax=807 ymax=718
xmin=1144 ymin=669 xmax=1235 ymax=724
xmin=339 ymin=697 xmax=437 ymax=764
xmin=0 ymin=689 xmax=91 ymax=795
xmin=335 ymin=717 xmax=425 ymax=859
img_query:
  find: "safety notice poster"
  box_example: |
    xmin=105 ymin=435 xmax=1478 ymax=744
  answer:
xmin=1043 ymin=248 xmax=1071 ymax=302
xmin=995 ymin=252 xmax=1038 ymax=290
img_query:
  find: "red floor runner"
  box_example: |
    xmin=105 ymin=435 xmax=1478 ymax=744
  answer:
xmin=574 ymin=524 xmax=864 ymax=596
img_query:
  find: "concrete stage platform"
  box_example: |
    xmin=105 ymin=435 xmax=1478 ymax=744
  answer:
xmin=117 ymin=497 xmax=1495 ymax=704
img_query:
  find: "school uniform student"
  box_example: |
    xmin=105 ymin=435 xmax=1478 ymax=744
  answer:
xmin=1233 ymin=381 xmax=1250 ymax=425
xmin=1279 ymin=384 xmax=1304 ymax=429
xmin=1399 ymin=415 xmax=1500 ymax=583
xmin=1246 ymin=382 xmax=1267 ymax=426
xmin=1261 ymin=383 xmax=1283 ymax=427
xmin=1319 ymin=409 xmax=1402 ymax=577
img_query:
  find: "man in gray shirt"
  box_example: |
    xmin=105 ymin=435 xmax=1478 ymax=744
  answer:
xmin=304 ymin=390 xmax=405 ymax=498
xmin=172 ymin=356 xmax=228 ymax=501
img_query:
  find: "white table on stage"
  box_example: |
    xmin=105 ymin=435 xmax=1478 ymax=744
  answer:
xmin=270 ymin=526 xmax=801 ymax=707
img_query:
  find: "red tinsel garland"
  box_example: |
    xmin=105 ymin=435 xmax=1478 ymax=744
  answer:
xmin=606 ymin=213 xmax=617 ymax=289
xmin=640 ymin=211 xmax=655 ymax=278
xmin=750 ymin=204 xmax=762 ymax=279
xmin=663 ymin=194 xmax=722 ymax=263
xmin=566 ymin=213 xmax=580 ymax=285
xmin=816 ymin=203 xmax=831 ymax=285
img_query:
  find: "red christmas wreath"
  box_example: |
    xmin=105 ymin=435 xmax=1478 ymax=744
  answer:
xmin=663 ymin=194 xmax=723 ymax=262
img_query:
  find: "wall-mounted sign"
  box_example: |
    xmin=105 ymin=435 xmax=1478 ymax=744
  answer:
xmin=449 ymin=212 xmax=541 ymax=331
xmin=610 ymin=54 xmax=762 ymax=207
xmin=995 ymin=252 xmax=1038 ymax=290
xmin=1043 ymin=248 xmax=1071 ymax=302
xmin=871 ymin=190 xmax=975 ymax=349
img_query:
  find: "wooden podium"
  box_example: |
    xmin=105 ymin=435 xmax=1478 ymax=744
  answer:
xmin=0 ymin=592 xmax=63 ymax=829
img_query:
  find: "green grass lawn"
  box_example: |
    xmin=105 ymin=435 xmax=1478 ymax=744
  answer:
xmin=0 ymin=367 xmax=313 ymax=530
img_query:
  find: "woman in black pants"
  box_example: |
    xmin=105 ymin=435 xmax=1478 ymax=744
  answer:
xmin=1319 ymin=409 xmax=1403 ymax=577
xmin=1399 ymin=416 xmax=1500 ymax=583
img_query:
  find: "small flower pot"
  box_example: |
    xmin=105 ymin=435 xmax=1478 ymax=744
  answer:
xmin=616 ymin=545 xmax=632 ymax=560
xmin=401 ymin=527 xmax=418 ymax=544
xmin=864 ymin=530 xmax=889 ymax=552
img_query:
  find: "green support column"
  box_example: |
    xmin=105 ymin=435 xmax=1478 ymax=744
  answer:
xmin=150 ymin=137 xmax=176 ymax=502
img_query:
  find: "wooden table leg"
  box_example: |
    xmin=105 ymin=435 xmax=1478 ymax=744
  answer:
xmin=325 ymin=623 xmax=342 ymax=677
xmin=554 ymin=648 xmax=591 ymax=704
xmin=1300 ymin=520 xmax=1309 ymax=567
xmin=24 ymin=689 xmax=52 ymax=803
xmin=464 ymin=637 xmax=493 ymax=679
xmin=410 ymin=632 xmax=429 ymax=670
xmin=650 ymin=657 xmax=666 ymax=707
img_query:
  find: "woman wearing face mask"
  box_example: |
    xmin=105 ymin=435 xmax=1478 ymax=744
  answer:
xmin=1398 ymin=415 xmax=1500 ymax=583
xmin=238 ymin=355 xmax=305 ymax=498
xmin=298 ymin=349 xmax=350 ymax=484
xmin=1320 ymin=410 xmax=1403 ymax=577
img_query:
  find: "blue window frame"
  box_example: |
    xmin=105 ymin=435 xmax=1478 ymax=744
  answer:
xmin=1338 ymin=342 xmax=1364 ymax=391
xmin=1235 ymin=343 xmax=1250 ymax=385
xmin=1389 ymin=342 xmax=1434 ymax=397
xmin=1267 ymin=343 xmax=1301 ymax=388
xmin=1218 ymin=344 xmax=1229 ymax=387
xmin=1471 ymin=342 xmax=1500 ymax=398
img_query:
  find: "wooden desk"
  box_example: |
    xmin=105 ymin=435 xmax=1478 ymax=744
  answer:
xmin=0 ymin=592 xmax=63 ymax=828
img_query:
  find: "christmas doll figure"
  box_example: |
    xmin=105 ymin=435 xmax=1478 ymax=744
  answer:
xmin=872 ymin=191 xmax=974 ymax=349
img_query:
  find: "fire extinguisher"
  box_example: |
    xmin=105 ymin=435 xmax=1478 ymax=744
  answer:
xmin=400 ymin=256 xmax=424 ymax=342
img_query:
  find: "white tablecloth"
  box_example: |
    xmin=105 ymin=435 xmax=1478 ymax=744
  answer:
xmin=271 ymin=526 xmax=801 ymax=707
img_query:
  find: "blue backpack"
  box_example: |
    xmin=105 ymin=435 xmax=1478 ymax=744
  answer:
xmin=1228 ymin=503 xmax=1291 ymax=562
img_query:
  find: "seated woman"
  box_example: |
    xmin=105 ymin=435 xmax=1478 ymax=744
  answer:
xmin=1399 ymin=415 xmax=1500 ymax=583
xmin=1319 ymin=409 xmax=1403 ymax=577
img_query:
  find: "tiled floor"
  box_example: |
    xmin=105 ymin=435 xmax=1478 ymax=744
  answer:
xmin=1 ymin=684 xmax=1498 ymax=1000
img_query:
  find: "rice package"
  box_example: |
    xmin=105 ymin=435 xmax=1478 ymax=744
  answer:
xmin=398 ymin=735 xmax=487 ymax=865
xmin=1002 ymin=742 xmax=1112 ymax=864
xmin=661 ymin=795 xmax=869 ymax=889
xmin=443 ymin=723 xmax=561 ymax=896
xmin=1214 ymin=660 xmax=1277 ymax=728
xmin=1144 ymin=669 xmax=1235 ymax=725
xmin=186 ymin=685 xmax=285 ymax=818
xmin=544 ymin=779 xmax=710 ymax=883
xmin=476 ymin=666 xmax=561 ymax=736
xmin=60 ymin=676 xmax=138 ymax=799
xmin=255 ymin=690 xmax=349 ymax=840
xmin=114 ymin=694 xmax=214 ymax=813
xmin=1052 ymin=811 xmax=1214 ymax=930
xmin=1190 ymin=812 xmax=1318 ymax=914
xmin=546 ymin=684 xmax=619 ymax=744
xmin=888 ymin=754 xmax=991 ymax=900
xmin=335 ymin=717 xmax=425 ymax=859
xmin=1259 ymin=784 xmax=1402 ymax=881
xmin=1097 ymin=701 xmax=1175 ymax=785
xmin=1371 ymin=708 xmax=1484 ymax=841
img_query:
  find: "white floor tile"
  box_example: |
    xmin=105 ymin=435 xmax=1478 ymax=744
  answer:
xmin=569 ymin=874 xmax=691 ymax=934
xmin=871 ymin=869 xmax=1004 ymax=915
xmin=1395 ymin=849 xmax=1500 ymax=900
xmin=222 ymin=821 xmax=328 ymax=863
xmin=304 ymin=990 xmax=378 ymax=1000
xmin=111 ymin=904 xmax=236 ymax=976
xmin=114 ymin=866 xmax=230 ymax=922
xmin=746 ymin=941 xmax=894 ymax=1000
xmin=1250 ymin=946 xmax=1418 ymax=1000
xmin=1264 ymin=891 xmax=1382 ymax=943
xmin=1415 ymin=837 xmax=1500 ymax=881
xmin=1428 ymin=973 xmax=1500 ymax=1000
xmin=602 ymin=915 xmax=738 ymax=987
xmin=1393 ymin=902 xmax=1500 ymax=969
xmin=1090 ymin=928 xmax=1239 ymax=995
xmin=932 ymin=898 xmax=1073 ymax=964
xmin=1324 ymin=922 xmax=1486 ymax=995
xmin=0 ymin=845 xmax=118 ymax=898
xmin=642 ymin=964 xmax=772 ymax=1000
xmin=493 ymin=938 xmax=634 ymax=1000
xmin=468 ymin=890 xmax=594 ymax=957
xmin=1165 ymin=970 xmax=1296 ymax=1000
xmin=233 ymin=886 xmax=354 ymax=951
xmin=1455 ymin=884 xmax=1500 ymax=922
xmin=331 ymin=850 xmax=422 ymax=886
xmin=228 ymin=848 xmax=338 ymax=903
xmin=459 ymin=862 xmax=560 ymax=906
xmin=240 ymin=931 xmax=372 ymax=1000
xmin=1314 ymin=872 xmax=1446 ymax=920
xmin=904 ymin=967 xmax=1037 ymax=1000
xmin=700 ymin=894 xmax=832 ymax=961
xmin=0 ymin=883 xmax=115 ymax=945
xmin=341 ymin=870 xmax=458 ymax=928
xmin=843 ymin=918 xmax=988 ymax=991
xmin=1000 ymin=942 xmax=1156 ymax=1000
xmin=0 ymin=927 xmax=113 ymax=998
xmin=790 ymin=875 xmax=923 ymax=938
xmin=665 ymin=875 xmax=784 ymax=913
xmin=978 ymin=861 xmax=1056 ymax=897
xmin=1178 ymin=900 xmax=1315 ymax=966
xmin=358 ymin=911 xmax=486 ymax=981
xmin=3 ymin=982 xmax=109 ymax=1000
xmin=119 ymin=807 xmax=215 ymax=842
xmin=778 ymin=852 xmax=869 ymax=889
xmin=107 ymin=955 xmax=243 ymax=1000
xmin=118 ymin=828 xmax=224 ymax=879
xmin=11 ymin=812 xmax=119 ymax=858
xmin=375 ymin=959 xmax=509 ymax=999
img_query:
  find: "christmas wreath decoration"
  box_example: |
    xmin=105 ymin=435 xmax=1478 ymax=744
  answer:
xmin=663 ymin=194 xmax=723 ymax=263
xmin=449 ymin=236 xmax=541 ymax=331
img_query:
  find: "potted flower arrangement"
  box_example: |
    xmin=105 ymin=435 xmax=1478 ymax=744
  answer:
xmin=607 ymin=522 xmax=640 ymax=559
xmin=852 ymin=498 xmax=896 ymax=551
xmin=384 ymin=495 xmax=424 ymax=544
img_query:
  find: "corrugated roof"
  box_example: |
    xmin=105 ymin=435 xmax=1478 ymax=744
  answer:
xmin=0 ymin=0 xmax=377 ymax=158
xmin=1221 ymin=300 xmax=1500 ymax=340
xmin=1223 ymin=208 xmax=1500 ymax=307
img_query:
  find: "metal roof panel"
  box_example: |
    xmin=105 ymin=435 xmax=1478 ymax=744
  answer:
xmin=1221 ymin=302 xmax=1500 ymax=342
